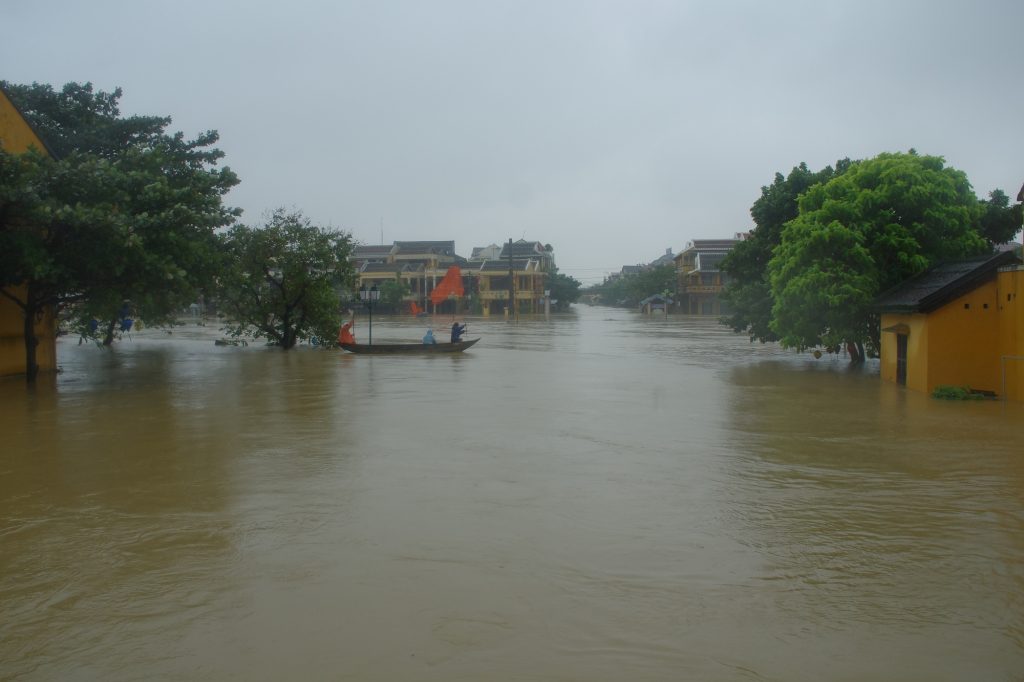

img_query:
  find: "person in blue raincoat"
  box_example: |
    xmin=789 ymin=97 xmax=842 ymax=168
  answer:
xmin=450 ymin=322 xmax=467 ymax=343
xmin=422 ymin=329 xmax=437 ymax=345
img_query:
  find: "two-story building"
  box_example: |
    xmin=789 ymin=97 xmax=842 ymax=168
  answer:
xmin=353 ymin=238 xmax=554 ymax=316
xmin=673 ymin=238 xmax=741 ymax=315
xmin=354 ymin=241 xmax=469 ymax=313
xmin=0 ymin=85 xmax=58 ymax=378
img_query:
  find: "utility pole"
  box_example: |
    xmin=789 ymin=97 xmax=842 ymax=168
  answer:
xmin=507 ymin=238 xmax=514 ymax=319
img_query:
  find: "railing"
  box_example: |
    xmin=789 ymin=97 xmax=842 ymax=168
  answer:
xmin=682 ymin=285 xmax=723 ymax=294
xmin=479 ymin=290 xmax=536 ymax=300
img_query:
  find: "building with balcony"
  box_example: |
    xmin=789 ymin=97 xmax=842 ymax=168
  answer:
xmin=352 ymin=238 xmax=553 ymax=316
xmin=673 ymin=238 xmax=742 ymax=315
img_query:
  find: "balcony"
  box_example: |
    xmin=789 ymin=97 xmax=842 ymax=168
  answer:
xmin=479 ymin=290 xmax=535 ymax=301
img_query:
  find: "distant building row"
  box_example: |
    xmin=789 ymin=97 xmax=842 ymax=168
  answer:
xmin=611 ymin=235 xmax=748 ymax=315
xmin=352 ymin=239 xmax=554 ymax=316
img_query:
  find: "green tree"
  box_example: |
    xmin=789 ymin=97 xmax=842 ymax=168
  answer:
xmin=1 ymin=81 xmax=172 ymax=159
xmin=378 ymin=278 xmax=411 ymax=313
xmin=216 ymin=209 xmax=356 ymax=349
xmin=721 ymin=160 xmax=848 ymax=341
xmin=977 ymin=189 xmax=1023 ymax=246
xmin=546 ymin=267 xmax=582 ymax=311
xmin=0 ymin=81 xmax=239 ymax=379
xmin=585 ymin=265 xmax=674 ymax=307
xmin=626 ymin=265 xmax=676 ymax=305
xmin=768 ymin=151 xmax=990 ymax=359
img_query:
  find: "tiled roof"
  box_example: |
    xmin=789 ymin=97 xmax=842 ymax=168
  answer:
xmin=874 ymin=251 xmax=1020 ymax=313
xmin=393 ymin=241 xmax=456 ymax=256
xmin=686 ymin=239 xmax=739 ymax=251
xmin=353 ymin=244 xmax=394 ymax=257
xmin=499 ymin=240 xmax=547 ymax=259
xmin=479 ymin=258 xmax=540 ymax=272
xmin=360 ymin=262 xmax=408 ymax=274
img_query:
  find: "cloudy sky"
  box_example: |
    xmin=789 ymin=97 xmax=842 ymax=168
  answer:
xmin=4 ymin=0 xmax=1022 ymax=284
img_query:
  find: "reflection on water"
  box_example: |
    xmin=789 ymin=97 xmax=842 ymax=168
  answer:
xmin=1 ymin=307 xmax=1022 ymax=680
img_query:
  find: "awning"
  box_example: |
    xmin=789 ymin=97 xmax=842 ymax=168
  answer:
xmin=881 ymin=323 xmax=910 ymax=334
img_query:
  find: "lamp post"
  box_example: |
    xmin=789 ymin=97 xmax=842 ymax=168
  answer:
xmin=544 ymin=288 xmax=551 ymax=320
xmin=359 ymin=284 xmax=380 ymax=345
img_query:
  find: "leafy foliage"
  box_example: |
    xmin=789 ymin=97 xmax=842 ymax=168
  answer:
xmin=0 ymin=81 xmax=171 ymax=159
xmin=977 ymin=189 xmax=1023 ymax=246
xmin=931 ymin=385 xmax=984 ymax=400
xmin=720 ymin=160 xmax=848 ymax=341
xmin=378 ymin=279 xmax=411 ymax=312
xmin=216 ymin=209 xmax=356 ymax=349
xmin=768 ymin=151 xmax=990 ymax=353
xmin=546 ymin=267 xmax=582 ymax=311
xmin=588 ymin=264 xmax=675 ymax=307
xmin=1 ymin=80 xmax=239 ymax=376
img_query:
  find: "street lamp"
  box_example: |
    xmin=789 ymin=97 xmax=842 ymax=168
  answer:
xmin=359 ymin=284 xmax=380 ymax=345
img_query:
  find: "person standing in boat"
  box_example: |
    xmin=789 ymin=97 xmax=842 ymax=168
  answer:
xmin=450 ymin=322 xmax=467 ymax=343
xmin=337 ymin=318 xmax=356 ymax=345
xmin=423 ymin=329 xmax=437 ymax=345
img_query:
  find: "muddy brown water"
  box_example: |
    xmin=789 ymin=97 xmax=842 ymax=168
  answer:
xmin=2 ymin=306 xmax=1022 ymax=680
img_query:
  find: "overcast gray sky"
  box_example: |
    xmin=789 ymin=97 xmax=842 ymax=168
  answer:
xmin=5 ymin=0 xmax=1022 ymax=284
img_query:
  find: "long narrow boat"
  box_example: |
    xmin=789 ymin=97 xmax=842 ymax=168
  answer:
xmin=339 ymin=338 xmax=480 ymax=355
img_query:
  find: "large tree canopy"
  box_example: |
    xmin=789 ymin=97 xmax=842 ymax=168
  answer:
xmin=720 ymin=160 xmax=849 ymax=342
xmin=767 ymin=151 xmax=991 ymax=356
xmin=216 ymin=209 xmax=357 ymax=349
xmin=0 ymin=81 xmax=239 ymax=379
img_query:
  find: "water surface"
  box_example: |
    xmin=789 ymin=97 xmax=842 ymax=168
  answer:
xmin=2 ymin=307 xmax=1022 ymax=680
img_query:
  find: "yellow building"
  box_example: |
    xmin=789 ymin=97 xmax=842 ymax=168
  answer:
xmin=352 ymin=239 xmax=552 ymax=316
xmin=0 ymin=86 xmax=58 ymax=378
xmin=876 ymin=250 xmax=1023 ymax=401
xmin=674 ymin=239 xmax=740 ymax=315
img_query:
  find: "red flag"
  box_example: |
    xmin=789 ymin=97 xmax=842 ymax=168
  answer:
xmin=429 ymin=266 xmax=464 ymax=305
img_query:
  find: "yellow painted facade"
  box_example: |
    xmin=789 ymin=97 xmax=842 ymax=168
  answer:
xmin=0 ymin=88 xmax=50 ymax=154
xmin=880 ymin=267 xmax=1024 ymax=401
xmin=1 ymin=87 xmax=58 ymax=377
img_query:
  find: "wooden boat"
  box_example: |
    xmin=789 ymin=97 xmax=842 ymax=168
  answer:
xmin=339 ymin=338 xmax=480 ymax=355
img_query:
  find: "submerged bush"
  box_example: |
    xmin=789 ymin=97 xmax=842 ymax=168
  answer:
xmin=931 ymin=385 xmax=984 ymax=400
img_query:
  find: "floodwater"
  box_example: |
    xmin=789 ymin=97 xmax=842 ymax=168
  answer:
xmin=1 ymin=306 xmax=1022 ymax=681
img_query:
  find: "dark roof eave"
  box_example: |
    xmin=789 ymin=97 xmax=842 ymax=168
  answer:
xmin=874 ymin=251 xmax=1021 ymax=313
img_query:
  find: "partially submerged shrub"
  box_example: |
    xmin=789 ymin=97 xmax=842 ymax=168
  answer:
xmin=932 ymin=385 xmax=984 ymax=400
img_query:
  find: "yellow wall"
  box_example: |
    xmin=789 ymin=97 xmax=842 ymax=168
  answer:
xmin=1 ymin=87 xmax=58 ymax=377
xmin=879 ymin=313 xmax=930 ymax=392
xmin=0 ymin=88 xmax=49 ymax=154
xmin=924 ymin=279 xmax=1001 ymax=393
xmin=0 ymin=286 xmax=58 ymax=376
xmin=997 ymin=268 xmax=1023 ymax=401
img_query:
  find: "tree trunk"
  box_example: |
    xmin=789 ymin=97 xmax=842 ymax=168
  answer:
xmin=23 ymin=297 xmax=40 ymax=384
xmin=846 ymin=341 xmax=866 ymax=364
xmin=103 ymin=318 xmax=117 ymax=346
xmin=282 ymin=327 xmax=296 ymax=349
